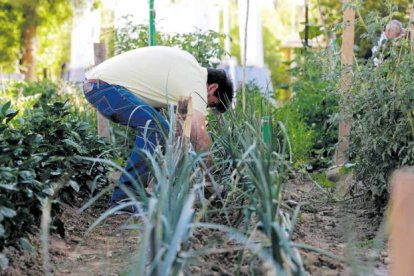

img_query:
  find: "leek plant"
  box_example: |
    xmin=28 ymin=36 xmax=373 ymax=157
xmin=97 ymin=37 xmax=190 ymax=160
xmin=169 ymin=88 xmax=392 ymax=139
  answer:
xmin=209 ymin=96 xmax=305 ymax=274
xmin=84 ymin=107 xmax=206 ymax=275
xmin=83 ymin=91 xmax=310 ymax=274
xmin=128 ymin=109 xmax=204 ymax=275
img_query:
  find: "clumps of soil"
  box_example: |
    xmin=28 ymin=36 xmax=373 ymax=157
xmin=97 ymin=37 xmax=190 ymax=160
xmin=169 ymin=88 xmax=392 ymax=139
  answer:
xmin=286 ymin=179 xmax=388 ymax=275
xmin=1 ymin=187 xmax=137 ymax=276
xmin=2 ymin=177 xmax=389 ymax=276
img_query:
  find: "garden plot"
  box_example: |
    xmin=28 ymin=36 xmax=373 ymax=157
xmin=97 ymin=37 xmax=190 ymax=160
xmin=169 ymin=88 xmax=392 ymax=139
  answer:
xmin=1 ymin=177 xmax=390 ymax=276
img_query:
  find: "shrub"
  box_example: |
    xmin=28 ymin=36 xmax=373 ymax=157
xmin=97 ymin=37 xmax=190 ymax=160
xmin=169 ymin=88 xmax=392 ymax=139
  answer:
xmin=288 ymin=49 xmax=340 ymax=168
xmin=215 ymin=84 xmax=315 ymax=168
xmin=0 ymin=98 xmax=113 ymax=250
xmin=114 ymin=15 xmax=226 ymax=67
xmin=348 ymin=35 xmax=414 ymax=209
xmin=274 ymin=104 xmax=315 ymax=167
xmin=3 ymin=80 xmax=61 ymax=104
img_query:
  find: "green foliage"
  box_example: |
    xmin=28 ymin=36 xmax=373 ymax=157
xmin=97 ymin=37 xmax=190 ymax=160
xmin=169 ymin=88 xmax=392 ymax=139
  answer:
xmin=318 ymin=0 xmax=409 ymax=27
xmin=355 ymin=239 xmax=375 ymax=249
xmin=3 ymin=80 xmax=61 ymax=103
xmin=311 ymin=172 xmax=334 ymax=188
xmin=0 ymin=82 xmax=113 ymax=250
xmin=36 ymin=20 xmax=72 ymax=79
xmin=10 ymin=0 xmax=73 ymax=27
xmin=348 ymin=36 xmax=414 ymax=209
xmin=208 ymin=88 xmax=305 ymax=274
xmin=0 ymin=81 xmax=79 ymax=123
xmin=262 ymin=25 xmax=289 ymax=90
xmin=230 ymin=84 xmax=275 ymax=118
xmin=0 ymin=0 xmax=73 ymax=78
xmin=165 ymin=30 xmax=226 ymax=68
xmin=114 ymin=16 xmax=163 ymax=54
xmin=274 ymin=104 xmax=315 ymax=167
xmin=299 ymin=24 xmax=324 ymax=41
xmin=281 ymin=49 xmax=339 ymax=168
xmin=114 ymin=15 xmax=226 ymax=67
xmin=126 ymin=109 xmax=200 ymax=275
xmin=317 ymin=1 xmax=409 ymax=57
xmin=0 ymin=1 xmax=22 ymax=72
xmin=229 ymin=25 xmax=241 ymax=64
xmin=217 ymin=83 xmax=318 ymax=168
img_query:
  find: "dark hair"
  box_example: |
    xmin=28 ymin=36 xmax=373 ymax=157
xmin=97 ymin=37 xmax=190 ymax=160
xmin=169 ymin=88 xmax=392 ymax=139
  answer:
xmin=207 ymin=68 xmax=234 ymax=113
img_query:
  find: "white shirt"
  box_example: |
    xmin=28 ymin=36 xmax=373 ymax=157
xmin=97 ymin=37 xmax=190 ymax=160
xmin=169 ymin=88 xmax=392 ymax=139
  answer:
xmin=86 ymin=46 xmax=208 ymax=114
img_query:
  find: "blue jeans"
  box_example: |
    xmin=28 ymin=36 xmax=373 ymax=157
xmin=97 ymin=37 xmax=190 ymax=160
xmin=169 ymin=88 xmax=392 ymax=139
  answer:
xmin=83 ymin=82 xmax=168 ymax=204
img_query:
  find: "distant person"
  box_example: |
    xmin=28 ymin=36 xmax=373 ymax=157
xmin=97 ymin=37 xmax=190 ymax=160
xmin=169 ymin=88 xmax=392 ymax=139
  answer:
xmin=83 ymin=46 xmax=234 ymax=211
xmin=364 ymin=20 xmax=404 ymax=66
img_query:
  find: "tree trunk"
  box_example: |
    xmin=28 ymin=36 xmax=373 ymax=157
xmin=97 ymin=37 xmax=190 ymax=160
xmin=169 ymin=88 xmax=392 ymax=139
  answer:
xmin=21 ymin=24 xmax=37 ymax=81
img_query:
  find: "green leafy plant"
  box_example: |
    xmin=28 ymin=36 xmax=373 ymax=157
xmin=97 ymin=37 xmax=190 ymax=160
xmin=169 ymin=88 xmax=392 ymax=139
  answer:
xmin=274 ymin=104 xmax=315 ymax=167
xmin=347 ymin=35 xmax=414 ymax=210
xmin=0 ymin=99 xmax=113 ymax=251
xmin=130 ymin=110 xmax=203 ymax=275
xmin=208 ymin=89 xmax=306 ymax=274
xmin=285 ymin=49 xmax=340 ymax=168
xmin=84 ymin=108 xmax=204 ymax=275
xmin=114 ymin=15 xmax=226 ymax=67
xmin=0 ymin=81 xmax=87 ymax=125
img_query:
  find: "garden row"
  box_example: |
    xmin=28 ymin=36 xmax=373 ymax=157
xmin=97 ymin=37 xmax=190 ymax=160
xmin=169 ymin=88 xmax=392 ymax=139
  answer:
xmin=2 ymin=13 xmax=414 ymax=273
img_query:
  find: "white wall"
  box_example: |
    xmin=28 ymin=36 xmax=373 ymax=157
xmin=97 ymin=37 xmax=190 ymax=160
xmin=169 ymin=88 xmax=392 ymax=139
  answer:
xmin=68 ymin=6 xmax=101 ymax=81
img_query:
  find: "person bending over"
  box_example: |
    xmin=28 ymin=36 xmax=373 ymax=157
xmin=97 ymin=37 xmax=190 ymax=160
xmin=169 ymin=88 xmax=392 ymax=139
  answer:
xmin=83 ymin=46 xmax=234 ymax=209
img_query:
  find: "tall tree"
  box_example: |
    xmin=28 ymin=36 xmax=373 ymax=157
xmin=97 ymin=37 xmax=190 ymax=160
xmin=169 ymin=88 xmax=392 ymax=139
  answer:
xmin=4 ymin=0 xmax=73 ymax=80
xmin=0 ymin=1 xmax=22 ymax=73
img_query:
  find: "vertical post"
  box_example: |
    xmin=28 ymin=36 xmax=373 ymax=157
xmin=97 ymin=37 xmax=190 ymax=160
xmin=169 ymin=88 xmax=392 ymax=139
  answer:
xmin=388 ymin=9 xmax=414 ymax=275
xmin=241 ymin=0 xmax=250 ymax=113
xmin=389 ymin=167 xmax=414 ymax=276
xmin=149 ymin=0 xmax=155 ymax=46
xmin=334 ymin=0 xmax=355 ymax=166
xmin=410 ymin=6 xmax=414 ymax=52
xmin=175 ymin=96 xmax=193 ymax=150
xmin=93 ymin=43 xmax=110 ymax=140
xmin=304 ymin=0 xmax=309 ymax=47
xmin=223 ymin=0 xmax=231 ymax=54
xmin=262 ymin=116 xmax=271 ymax=144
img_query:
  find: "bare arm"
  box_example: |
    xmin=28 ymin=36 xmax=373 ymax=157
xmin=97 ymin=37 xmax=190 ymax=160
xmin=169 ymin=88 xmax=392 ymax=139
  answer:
xmin=191 ymin=110 xmax=212 ymax=169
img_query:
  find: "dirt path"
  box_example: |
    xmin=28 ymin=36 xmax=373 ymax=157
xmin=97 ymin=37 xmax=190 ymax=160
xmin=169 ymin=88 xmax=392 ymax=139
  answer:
xmin=1 ymin=190 xmax=137 ymax=276
xmin=287 ymin=179 xmax=389 ymax=275
xmin=52 ymin=199 xmax=137 ymax=275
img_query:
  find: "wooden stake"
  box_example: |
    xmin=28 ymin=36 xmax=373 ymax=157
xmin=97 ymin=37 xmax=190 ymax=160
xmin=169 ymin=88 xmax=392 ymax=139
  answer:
xmin=410 ymin=6 xmax=414 ymax=53
xmin=175 ymin=96 xmax=193 ymax=150
xmin=93 ymin=43 xmax=110 ymax=140
xmin=334 ymin=1 xmax=355 ymax=165
xmin=388 ymin=8 xmax=414 ymax=275
xmin=389 ymin=167 xmax=414 ymax=276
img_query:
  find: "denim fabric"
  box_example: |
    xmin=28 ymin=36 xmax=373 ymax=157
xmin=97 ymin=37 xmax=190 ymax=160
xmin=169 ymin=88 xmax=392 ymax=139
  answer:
xmin=83 ymin=82 xmax=168 ymax=204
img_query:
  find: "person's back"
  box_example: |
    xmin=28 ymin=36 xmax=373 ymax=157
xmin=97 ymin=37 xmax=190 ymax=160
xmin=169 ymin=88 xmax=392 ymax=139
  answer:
xmin=86 ymin=46 xmax=208 ymax=114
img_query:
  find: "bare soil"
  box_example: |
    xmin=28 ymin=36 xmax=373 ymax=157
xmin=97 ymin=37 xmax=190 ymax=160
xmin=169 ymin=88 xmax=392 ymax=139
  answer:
xmin=1 ymin=177 xmax=390 ymax=275
xmin=286 ymin=178 xmax=389 ymax=276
